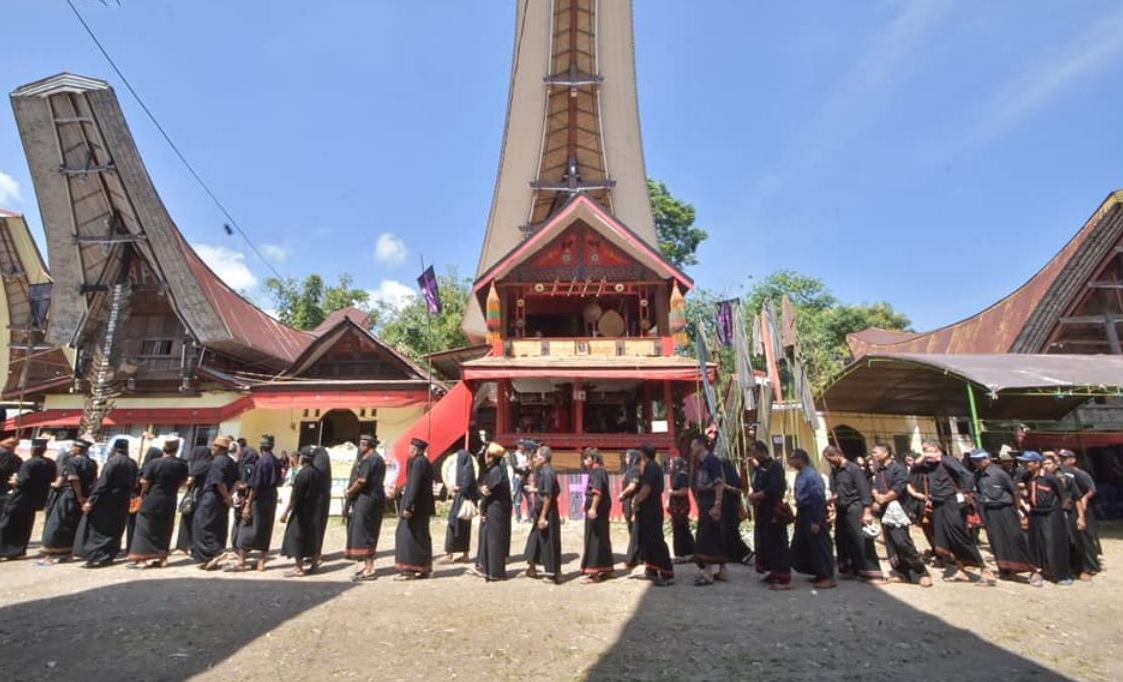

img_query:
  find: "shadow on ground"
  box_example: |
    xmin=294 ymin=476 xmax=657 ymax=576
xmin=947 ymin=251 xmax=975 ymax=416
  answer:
xmin=0 ymin=578 xmax=353 ymax=682
xmin=581 ymin=569 xmax=1081 ymax=682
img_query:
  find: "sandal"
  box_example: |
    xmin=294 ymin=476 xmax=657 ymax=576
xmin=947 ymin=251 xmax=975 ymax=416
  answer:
xmin=692 ymin=576 xmax=714 ymax=587
xmin=351 ymin=571 xmax=378 ymax=582
xmin=284 ymin=568 xmax=305 ymax=578
xmin=223 ymin=565 xmax=247 ymax=573
xmin=580 ymin=575 xmax=603 ymax=584
xmin=393 ymin=573 xmax=417 ymax=581
xmin=941 ymin=573 xmax=971 ymax=583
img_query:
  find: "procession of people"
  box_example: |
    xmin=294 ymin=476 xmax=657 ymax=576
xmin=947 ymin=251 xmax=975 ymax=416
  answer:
xmin=0 ymin=431 xmax=1107 ymax=592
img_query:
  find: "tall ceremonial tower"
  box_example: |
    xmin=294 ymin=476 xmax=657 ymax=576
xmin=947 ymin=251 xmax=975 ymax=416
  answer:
xmin=465 ymin=0 xmax=659 ymax=338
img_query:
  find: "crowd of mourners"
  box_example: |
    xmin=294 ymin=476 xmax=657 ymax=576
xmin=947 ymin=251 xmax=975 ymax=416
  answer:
xmin=0 ymin=430 xmax=1104 ymax=590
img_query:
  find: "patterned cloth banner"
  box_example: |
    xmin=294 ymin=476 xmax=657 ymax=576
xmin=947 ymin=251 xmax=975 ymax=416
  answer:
xmin=715 ymin=298 xmax=738 ymax=346
xmin=417 ymin=265 xmax=442 ymax=314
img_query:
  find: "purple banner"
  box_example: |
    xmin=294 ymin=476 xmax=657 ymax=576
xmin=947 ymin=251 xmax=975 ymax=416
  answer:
xmin=417 ymin=265 xmax=442 ymax=314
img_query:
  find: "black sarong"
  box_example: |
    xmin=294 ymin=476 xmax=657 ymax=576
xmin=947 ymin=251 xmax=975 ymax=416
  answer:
xmin=883 ymin=525 xmax=929 ymax=582
xmin=790 ymin=512 xmax=833 ymax=579
xmin=980 ymin=504 xmax=1034 ymax=573
xmin=477 ymin=462 xmax=511 ymax=580
xmin=931 ymin=500 xmax=984 ymax=567
xmin=636 ymin=462 xmax=673 ymax=579
xmin=0 ymin=506 xmax=36 ymax=559
xmin=235 ymin=490 xmax=277 ymax=552
xmin=835 ymin=501 xmax=883 ymax=579
xmin=581 ymin=512 xmax=614 ymax=575
xmin=282 ymin=466 xmax=323 ymax=561
xmin=73 ymin=454 xmax=136 ymax=565
xmin=191 ymin=490 xmax=230 ymax=562
xmin=40 ymin=488 xmax=83 ymax=555
xmin=1028 ymin=509 xmax=1070 ymax=581
xmin=311 ymin=448 xmax=332 ymax=557
xmin=394 ymin=514 xmax=433 ymax=572
xmin=346 ymin=495 xmax=384 ymax=559
xmin=128 ymin=457 xmax=189 ymax=561
xmin=444 ymin=498 xmax=472 ymax=554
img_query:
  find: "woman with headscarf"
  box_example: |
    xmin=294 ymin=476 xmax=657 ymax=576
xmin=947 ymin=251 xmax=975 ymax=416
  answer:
xmin=617 ymin=449 xmax=642 ymax=570
xmin=73 ymin=438 xmax=139 ymax=568
xmin=472 ymin=442 xmax=512 ymax=581
xmin=579 ymin=449 xmax=614 ymax=583
xmin=281 ymin=446 xmax=324 ymax=577
xmin=175 ymin=444 xmax=214 ymax=554
xmin=442 ymin=448 xmax=478 ymax=564
xmin=127 ymin=439 xmax=189 ymax=568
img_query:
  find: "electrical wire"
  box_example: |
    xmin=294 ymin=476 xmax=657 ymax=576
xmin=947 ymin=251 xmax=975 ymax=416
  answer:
xmin=65 ymin=0 xmax=284 ymax=281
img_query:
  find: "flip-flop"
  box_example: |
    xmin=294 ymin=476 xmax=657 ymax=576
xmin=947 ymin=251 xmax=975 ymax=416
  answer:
xmin=284 ymin=569 xmax=305 ymax=578
xmin=692 ymin=576 xmax=714 ymax=587
xmin=351 ymin=572 xmax=378 ymax=582
xmin=223 ymin=565 xmax=247 ymax=573
xmin=392 ymin=573 xmax=416 ymax=581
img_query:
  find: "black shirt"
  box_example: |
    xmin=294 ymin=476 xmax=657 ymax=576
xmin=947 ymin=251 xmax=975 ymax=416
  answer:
xmin=924 ymin=455 xmax=973 ymax=503
xmin=831 ymin=459 xmax=872 ymax=507
xmin=974 ymin=465 xmax=1017 ymax=508
xmin=873 ymin=460 xmax=909 ymax=499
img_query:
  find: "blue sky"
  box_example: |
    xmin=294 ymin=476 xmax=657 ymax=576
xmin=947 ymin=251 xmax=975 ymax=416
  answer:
xmin=1 ymin=0 xmax=1121 ymax=331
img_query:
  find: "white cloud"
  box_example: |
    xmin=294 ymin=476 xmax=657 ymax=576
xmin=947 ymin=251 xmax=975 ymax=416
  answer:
xmin=975 ymin=10 xmax=1123 ymax=139
xmin=193 ymin=243 xmax=258 ymax=291
xmin=261 ymin=243 xmax=289 ymax=262
xmin=367 ymin=280 xmax=417 ymax=311
xmin=374 ymin=232 xmax=408 ymax=265
xmin=0 ymin=169 xmax=22 ymax=206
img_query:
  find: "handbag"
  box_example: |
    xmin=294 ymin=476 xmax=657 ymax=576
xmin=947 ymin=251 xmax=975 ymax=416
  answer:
xmin=178 ymin=490 xmax=195 ymax=515
xmin=773 ymin=499 xmax=795 ymax=525
xmin=457 ymin=499 xmax=478 ymax=521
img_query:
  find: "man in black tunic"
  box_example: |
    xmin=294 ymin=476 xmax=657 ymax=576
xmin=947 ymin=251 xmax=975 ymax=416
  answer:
xmin=1020 ymin=451 xmax=1072 ymax=585
xmin=719 ymin=456 xmax=752 ymax=565
xmin=345 ymin=435 xmax=386 ymax=581
xmin=310 ymin=445 xmax=333 ymax=569
xmin=824 ymin=445 xmax=883 ymax=581
xmin=281 ymin=447 xmax=324 ymax=577
xmin=579 ymin=449 xmax=614 ymax=583
xmin=869 ymin=443 xmax=931 ymax=586
xmin=918 ymin=439 xmax=997 ymax=585
xmin=691 ymin=433 xmax=728 ymax=586
xmin=73 ymin=438 xmax=138 ymax=568
xmin=617 ymin=449 xmax=642 ymax=570
xmin=473 ymin=442 xmax=512 ymax=581
xmin=0 ymin=437 xmax=23 ymax=520
xmin=192 ymin=436 xmax=239 ymax=570
xmin=394 ymin=437 xmax=435 ymax=580
xmin=634 ymin=443 xmax=674 ymax=586
xmin=969 ymin=448 xmax=1040 ymax=585
xmin=0 ymin=438 xmax=55 ymax=560
xmin=747 ymin=439 xmax=792 ymax=589
xmin=524 ymin=446 xmax=562 ymax=583
xmin=38 ymin=438 xmax=97 ymax=564
xmin=1059 ymin=449 xmax=1100 ymax=579
xmin=442 ymin=448 xmax=478 ymax=564
xmin=230 ymin=434 xmax=281 ymax=572
xmin=667 ymin=452 xmax=694 ymax=563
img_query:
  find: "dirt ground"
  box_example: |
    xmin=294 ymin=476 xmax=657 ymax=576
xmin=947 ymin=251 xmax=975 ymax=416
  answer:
xmin=0 ymin=514 xmax=1118 ymax=682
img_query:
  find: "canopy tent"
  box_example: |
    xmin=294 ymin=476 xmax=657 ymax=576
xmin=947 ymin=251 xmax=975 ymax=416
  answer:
xmin=819 ymin=353 xmax=1123 ymax=420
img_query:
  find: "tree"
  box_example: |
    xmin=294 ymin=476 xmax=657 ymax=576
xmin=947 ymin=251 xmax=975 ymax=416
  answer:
xmin=648 ymin=178 xmax=708 ymax=269
xmin=264 ymin=273 xmax=370 ymax=330
xmin=373 ymin=268 xmax=472 ymax=363
xmin=689 ymin=270 xmax=911 ymax=392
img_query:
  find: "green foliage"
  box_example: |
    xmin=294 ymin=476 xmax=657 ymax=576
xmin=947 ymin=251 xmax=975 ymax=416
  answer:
xmin=373 ymin=267 xmax=472 ymax=363
xmin=688 ymin=270 xmax=911 ymax=393
xmin=648 ymin=178 xmax=708 ymax=269
xmin=264 ymin=273 xmax=370 ymax=330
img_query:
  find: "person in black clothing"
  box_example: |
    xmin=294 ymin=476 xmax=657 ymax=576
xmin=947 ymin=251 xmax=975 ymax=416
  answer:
xmin=634 ymin=443 xmax=674 ymax=586
xmin=747 ymin=439 xmax=791 ymax=590
xmin=229 ymin=438 xmax=258 ymax=551
xmin=175 ymin=444 xmax=213 ymax=553
xmin=231 ymin=434 xmax=282 ymax=572
xmin=0 ymin=437 xmax=23 ymax=521
xmin=719 ymin=456 xmax=752 ymax=565
xmin=394 ymin=438 xmax=435 ymax=580
xmin=869 ymin=443 xmax=931 ymax=587
xmin=824 ymin=445 xmax=883 ymax=581
xmin=1060 ymin=449 xmax=1101 ymax=579
xmin=691 ymin=434 xmax=728 ymax=586
xmin=579 ymin=448 xmax=615 ymax=583
xmin=523 ymin=446 xmax=562 ymax=583
xmin=617 ymin=449 xmax=642 ymax=570
xmin=345 ymin=435 xmax=387 ymax=581
xmin=281 ymin=446 xmax=324 ymax=577
xmin=73 ymin=438 xmax=139 ymax=568
xmin=310 ymin=445 xmax=333 ymax=570
xmin=969 ymin=448 xmax=1040 ymax=585
xmin=0 ymin=438 xmax=56 ymax=560
xmin=127 ymin=438 xmax=190 ymax=568
xmin=38 ymin=438 xmax=97 ymax=563
xmin=192 ymin=436 xmax=239 ymax=570
xmin=667 ymin=452 xmax=694 ymax=563
xmin=918 ymin=439 xmax=997 ymax=585
xmin=1020 ymin=451 xmax=1072 ymax=585
xmin=442 ymin=448 xmax=478 ymax=564
xmin=473 ymin=442 xmax=512 ymax=582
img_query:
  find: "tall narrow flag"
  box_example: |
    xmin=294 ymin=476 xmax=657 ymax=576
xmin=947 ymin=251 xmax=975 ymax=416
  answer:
xmin=418 ymin=266 xmax=442 ymax=314
xmin=715 ymin=298 xmax=737 ymax=346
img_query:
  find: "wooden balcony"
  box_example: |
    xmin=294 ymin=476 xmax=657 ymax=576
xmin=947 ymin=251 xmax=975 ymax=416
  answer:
xmin=505 ymin=336 xmax=674 ymax=359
